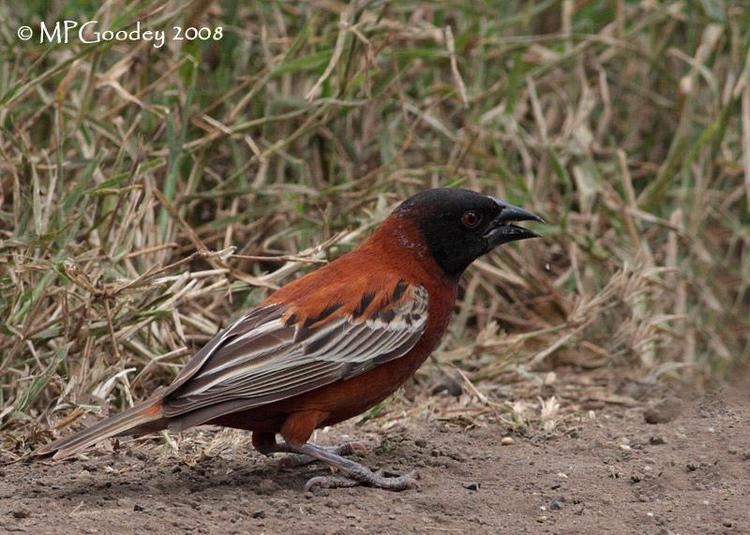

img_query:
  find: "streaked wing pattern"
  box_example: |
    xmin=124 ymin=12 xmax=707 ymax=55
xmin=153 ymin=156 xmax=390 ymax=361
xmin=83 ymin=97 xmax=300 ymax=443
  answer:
xmin=162 ymin=284 xmax=428 ymax=418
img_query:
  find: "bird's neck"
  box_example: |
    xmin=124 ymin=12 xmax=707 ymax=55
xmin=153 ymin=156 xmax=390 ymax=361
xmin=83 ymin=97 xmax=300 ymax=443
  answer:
xmin=362 ymin=215 xmax=460 ymax=290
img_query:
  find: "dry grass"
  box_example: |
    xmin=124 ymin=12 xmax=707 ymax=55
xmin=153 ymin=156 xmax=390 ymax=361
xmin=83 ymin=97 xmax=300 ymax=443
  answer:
xmin=1 ymin=1 xmax=748 ymax=452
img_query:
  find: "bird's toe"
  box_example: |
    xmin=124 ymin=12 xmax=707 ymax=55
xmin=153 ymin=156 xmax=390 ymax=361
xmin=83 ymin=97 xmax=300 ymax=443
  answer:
xmin=304 ymin=474 xmax=360 ymax=491
xmin=304 ymin=467 xmax=419 ymax=492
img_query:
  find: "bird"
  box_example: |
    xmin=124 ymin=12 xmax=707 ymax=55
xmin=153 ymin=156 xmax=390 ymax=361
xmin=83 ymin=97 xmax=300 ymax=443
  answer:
xmin=36 ymin=188 xmax=543 ymax=491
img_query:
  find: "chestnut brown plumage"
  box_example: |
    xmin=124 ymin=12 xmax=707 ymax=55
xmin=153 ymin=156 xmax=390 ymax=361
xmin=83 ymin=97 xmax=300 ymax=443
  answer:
xmin=36 ymin=188 xmax=543 ymax=491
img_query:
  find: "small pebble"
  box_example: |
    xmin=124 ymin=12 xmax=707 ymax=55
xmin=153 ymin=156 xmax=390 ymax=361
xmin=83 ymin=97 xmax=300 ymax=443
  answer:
xmin=133 ymin=504 xmax=145 ymax=512
xmin=501 ymin=437 xmax=514 ymax=446
xmin=723 ymin=519 xmax=733 ymax=528
xmin=550 ymin=497 xmax=565 ymax=510
xmin=430 ymin=376 xmax=463 ymax=397
xmin=463 ymin=482 xmax=480 ymax=491
xmin=12 ymin=509 xmax=30 ymax=519
xmin=644 ymin=397 xmax=682 ymax=424
xmin=257 ymin=479 xmax=278 ymax=495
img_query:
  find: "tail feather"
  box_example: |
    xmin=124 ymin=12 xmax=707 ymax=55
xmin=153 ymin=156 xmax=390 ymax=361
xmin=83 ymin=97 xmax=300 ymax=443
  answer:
xmin=35 ymin=398 xmax=166 ymax=460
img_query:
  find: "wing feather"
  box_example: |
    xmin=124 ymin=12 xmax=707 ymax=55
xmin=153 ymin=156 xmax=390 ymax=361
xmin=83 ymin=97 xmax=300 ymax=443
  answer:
xmin=162 ymin=284 xmax=428 ymax=419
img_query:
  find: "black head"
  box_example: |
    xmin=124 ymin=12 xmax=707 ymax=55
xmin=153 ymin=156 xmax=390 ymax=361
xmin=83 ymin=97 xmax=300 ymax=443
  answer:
xmin=394 ymin=188 xmax=543 ymax=278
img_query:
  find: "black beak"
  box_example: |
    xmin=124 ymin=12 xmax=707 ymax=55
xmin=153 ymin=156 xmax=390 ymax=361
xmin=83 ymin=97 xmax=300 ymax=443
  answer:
xmin=484 ymin=198 xmax=544 ymax=247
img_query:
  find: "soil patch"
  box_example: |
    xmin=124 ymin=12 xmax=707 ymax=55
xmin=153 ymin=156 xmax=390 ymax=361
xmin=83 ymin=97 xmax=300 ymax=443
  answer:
xmin=2 ymin=387 xmax=749 ymax=534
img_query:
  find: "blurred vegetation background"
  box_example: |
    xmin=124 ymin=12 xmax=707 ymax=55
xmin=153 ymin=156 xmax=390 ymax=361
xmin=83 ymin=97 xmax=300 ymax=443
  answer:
xmin=1 ymin=0 xmax=748 ymax=448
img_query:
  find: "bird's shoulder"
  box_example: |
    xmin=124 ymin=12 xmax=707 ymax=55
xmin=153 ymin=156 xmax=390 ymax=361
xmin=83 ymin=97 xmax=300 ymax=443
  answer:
xmin=268 ymin=265 xmax=427 ymax=329
xmin=263 ymin=238 xmax=455 ymax=321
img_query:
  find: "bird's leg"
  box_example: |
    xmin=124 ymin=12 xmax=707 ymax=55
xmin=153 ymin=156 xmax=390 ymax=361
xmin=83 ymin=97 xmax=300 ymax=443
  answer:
xmin=252 ymin=431 xmax=363 ymax=467
xmin=274 ymin=441 xmax=364 ymax=468
xmin=288 ymin=441 xmax=419 ymax=491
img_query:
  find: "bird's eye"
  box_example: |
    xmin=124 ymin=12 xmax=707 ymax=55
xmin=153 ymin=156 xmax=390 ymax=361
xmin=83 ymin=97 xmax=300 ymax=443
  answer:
xmin=461 ymin=210 xmax=482 ymax=229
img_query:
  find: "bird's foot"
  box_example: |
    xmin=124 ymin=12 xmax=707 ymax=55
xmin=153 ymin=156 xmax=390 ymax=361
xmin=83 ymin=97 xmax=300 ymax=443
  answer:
xmin=305 ymin=469 xmax=419 ymax=492
xmin=290 ymin=441 xmax=418 ymax=492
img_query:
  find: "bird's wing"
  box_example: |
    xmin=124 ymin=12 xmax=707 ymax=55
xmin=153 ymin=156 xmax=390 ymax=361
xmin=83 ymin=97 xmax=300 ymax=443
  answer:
xmin=161 ymin=282 xmax=428 ymax=418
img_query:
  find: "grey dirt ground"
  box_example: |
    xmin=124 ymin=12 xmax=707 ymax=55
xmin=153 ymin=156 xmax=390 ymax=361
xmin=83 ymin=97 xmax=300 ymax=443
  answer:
xmin=2 ymin=386 xmax=749 ymax=534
